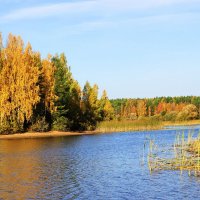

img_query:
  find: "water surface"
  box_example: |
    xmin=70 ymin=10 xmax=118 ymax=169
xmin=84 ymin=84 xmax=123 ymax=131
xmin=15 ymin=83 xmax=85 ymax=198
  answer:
xmin=1 ymin=127 xmax=200 ymax=199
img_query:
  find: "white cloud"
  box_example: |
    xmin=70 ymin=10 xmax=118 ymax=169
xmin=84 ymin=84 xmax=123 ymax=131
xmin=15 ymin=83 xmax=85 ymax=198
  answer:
xmin=0 ymin=1 xmax=95 ymax=22
xmin=95 ymin=0 xmax=199 ymax=11
xmin=66 ymin=11 xmax=200 ymax=33
xmin=0 ymin=0 xmax=199 ymax=23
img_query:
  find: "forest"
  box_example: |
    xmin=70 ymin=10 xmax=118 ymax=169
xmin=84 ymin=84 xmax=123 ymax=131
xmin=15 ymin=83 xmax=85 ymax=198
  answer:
xmin=111 ymin=96 xmax=200 ymax=121
xmin=0 ymin=33 xmax=200 ymax=134
xmin=0 ymin=33 xmax=114 ymax=134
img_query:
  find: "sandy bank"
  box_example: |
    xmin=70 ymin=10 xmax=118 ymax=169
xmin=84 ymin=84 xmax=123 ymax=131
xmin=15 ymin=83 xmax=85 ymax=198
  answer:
xmin=0 ymin=131 xmax=97 ymax=140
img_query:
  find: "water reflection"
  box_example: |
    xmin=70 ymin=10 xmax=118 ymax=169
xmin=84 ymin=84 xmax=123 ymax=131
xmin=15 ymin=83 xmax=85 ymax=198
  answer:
xmin=0 ymin=138 xmax=82 ymax=199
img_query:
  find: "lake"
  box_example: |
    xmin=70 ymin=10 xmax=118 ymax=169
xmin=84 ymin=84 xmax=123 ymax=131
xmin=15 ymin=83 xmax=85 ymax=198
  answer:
xmin=1 ymin=127 xmax=200 ymax=200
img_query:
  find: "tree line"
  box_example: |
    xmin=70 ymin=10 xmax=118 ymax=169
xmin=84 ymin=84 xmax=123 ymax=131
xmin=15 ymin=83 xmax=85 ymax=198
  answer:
xmin=111 ymin=96 xmax=200 ymax=121
xmin=0 ymin=33 xmax=114 ymax=134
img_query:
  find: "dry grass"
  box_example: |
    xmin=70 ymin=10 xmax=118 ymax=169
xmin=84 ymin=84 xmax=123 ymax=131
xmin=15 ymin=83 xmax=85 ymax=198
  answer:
xmin=163 ymin=120 xmax=200 ymax=127
xmin=97 ymin=119 xmax=162 ymax=133
xmin=97 ymin=119 xmax=200 ymax=133
xmin=148 ymin=132 xmax=200 ymax=176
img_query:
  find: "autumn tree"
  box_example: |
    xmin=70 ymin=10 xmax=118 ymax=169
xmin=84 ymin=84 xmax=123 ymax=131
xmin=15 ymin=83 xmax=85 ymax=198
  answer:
xmin=122 ymin=99 xmax=137 ymax=119
xmin=176 ymin=104 xmax=198 ymax=121
xmin=30 ymin=54 xmax=56 ymax=131
xmin=99 ymin=90 xmax=114 ymax=120
xmin=137 ymin=100 xmax=147 ymax=118
xmin=0 ymin=33 xmax=3 ymax=70
xmin=81 ymin=82 xmax=100 ymax=130
xmin=0 ymin=34 xmax=40 ymax=133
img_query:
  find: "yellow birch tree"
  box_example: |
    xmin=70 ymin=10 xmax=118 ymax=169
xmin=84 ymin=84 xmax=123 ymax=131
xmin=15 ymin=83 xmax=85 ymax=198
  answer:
xmin=0 ymin=34 xmax=40 ymax=132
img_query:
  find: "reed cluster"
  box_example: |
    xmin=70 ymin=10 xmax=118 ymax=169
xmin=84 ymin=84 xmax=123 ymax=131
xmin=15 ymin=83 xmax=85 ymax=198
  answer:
xmin=163 ymin=120 xmax=200 ymax=127
xmin=148 ymin=132 xmax=200 ymax=176
xmin=97 ymin=118 xmax=162 ymax=133
xmin=97 ymin=119 xmax=200 ymax=133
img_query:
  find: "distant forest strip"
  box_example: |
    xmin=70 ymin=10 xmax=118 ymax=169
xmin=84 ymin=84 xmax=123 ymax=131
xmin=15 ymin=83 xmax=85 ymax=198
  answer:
xmin=0 ymin=33 xmax=114 ymax=134
xmin=110 ymin=97 xmax=200 ymax=121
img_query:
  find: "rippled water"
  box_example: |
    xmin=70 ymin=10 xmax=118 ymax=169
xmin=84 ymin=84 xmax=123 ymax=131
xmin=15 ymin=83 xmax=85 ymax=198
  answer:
xmin=1 ymin=127 xmax=200 ymax=200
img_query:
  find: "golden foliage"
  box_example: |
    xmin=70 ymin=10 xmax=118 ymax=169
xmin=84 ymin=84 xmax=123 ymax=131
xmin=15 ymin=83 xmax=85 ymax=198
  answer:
xmin=100 ymin=90 xmax=114 ymax=120
xmin=0 ymin=34 xmax=40 ymax=127
xmin=40 ymin=54 xmax=55 ymax=112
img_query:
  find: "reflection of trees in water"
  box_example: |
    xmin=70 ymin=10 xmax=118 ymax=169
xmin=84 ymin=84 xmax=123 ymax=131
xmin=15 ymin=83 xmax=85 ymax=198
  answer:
xmin=0 ymin=137 xmax=82 ymax=199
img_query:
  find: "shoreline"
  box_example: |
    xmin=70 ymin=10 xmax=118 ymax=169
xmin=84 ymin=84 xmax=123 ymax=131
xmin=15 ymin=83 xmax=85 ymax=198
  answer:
xmin=0 ymin=121 xmax=200 ymax=140
xmin=0 ymin=131 xmax=98 ymax=140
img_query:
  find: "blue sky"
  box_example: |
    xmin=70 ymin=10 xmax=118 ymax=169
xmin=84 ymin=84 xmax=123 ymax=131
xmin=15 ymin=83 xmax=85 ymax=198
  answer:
xmin=1 ymin=0 xmax=200 ymax=99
